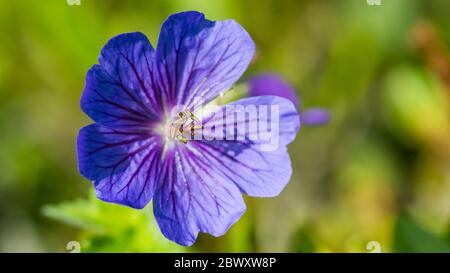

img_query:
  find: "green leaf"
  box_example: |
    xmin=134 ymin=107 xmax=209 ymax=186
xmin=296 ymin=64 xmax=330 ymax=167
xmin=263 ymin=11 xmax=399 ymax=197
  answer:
xmin=42 ymin=190 xmax=186 ymax=252
xmin=290 ymin=226 xmax=316 ymax=253
xmin=393 ymin=214 xmax=450 ymax=253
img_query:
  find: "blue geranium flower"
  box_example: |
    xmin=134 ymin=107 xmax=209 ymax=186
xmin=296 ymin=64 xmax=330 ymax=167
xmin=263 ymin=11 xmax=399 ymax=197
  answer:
xmin=248 ymin=74 xmax=330 ymax=126
xmin=77 ymin=11 xmax=300 ymax=246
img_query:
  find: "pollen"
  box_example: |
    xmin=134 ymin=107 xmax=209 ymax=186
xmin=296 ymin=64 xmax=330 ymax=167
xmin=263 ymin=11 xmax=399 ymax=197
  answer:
xmin=161 ymin=110 xmax=202 ymax=144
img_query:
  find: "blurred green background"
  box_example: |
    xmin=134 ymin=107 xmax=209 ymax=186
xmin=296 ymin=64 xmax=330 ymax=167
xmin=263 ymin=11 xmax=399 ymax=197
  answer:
xmin=1 ymin=0 xmax=450 ymax=253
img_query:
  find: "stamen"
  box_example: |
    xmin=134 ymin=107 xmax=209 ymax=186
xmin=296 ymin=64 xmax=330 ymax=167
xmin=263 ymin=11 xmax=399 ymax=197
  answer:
xmin=166 ymin=110 xmax=201 ymax=144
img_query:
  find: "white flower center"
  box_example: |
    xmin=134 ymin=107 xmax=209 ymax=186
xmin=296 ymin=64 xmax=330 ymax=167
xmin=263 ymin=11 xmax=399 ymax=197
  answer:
xmin=158 ymin=110 xmax=202 ymax=144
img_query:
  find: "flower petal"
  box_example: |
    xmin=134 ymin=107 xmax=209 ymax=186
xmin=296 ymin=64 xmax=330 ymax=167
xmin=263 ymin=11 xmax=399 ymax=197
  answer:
xmin=153 ymin=146 xmax=246 ymax=246
xmin=81 ymin=33 xmax=162 ymax=128
xmin=77 ymin=124 xmax=162 ymax=209
xmin=192 ymin=141 xmax=291 ymax=197
xmin=248 ymin=74 xmax=299 ymax=107
xmin=202 ymin=96 xmax=300 ymax=147
xmin=301 ymin=108 xmax=330 ymax=126
xmin=155 ymin=11 xmax=255 ymax=108
xmin=197 ymin=96 xmax=300 ymax=197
